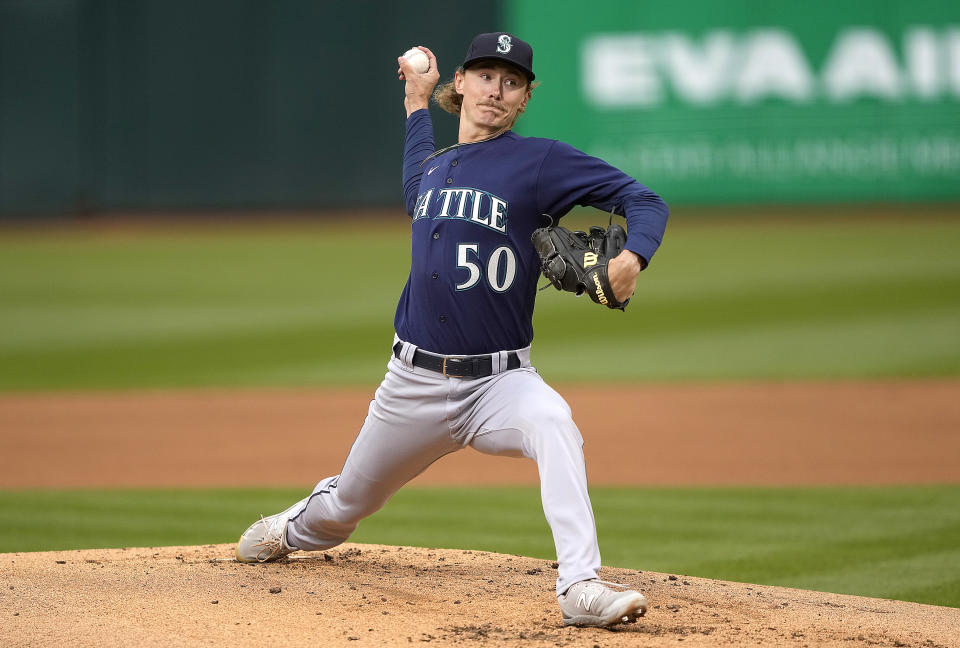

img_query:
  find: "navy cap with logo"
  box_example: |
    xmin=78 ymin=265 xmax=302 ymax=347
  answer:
xmin=462 ymin=32 xmax=535 ymax=81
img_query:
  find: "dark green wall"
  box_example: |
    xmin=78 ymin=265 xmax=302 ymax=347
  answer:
xmin=0 ymin=0 xmax=500 ymax=216
xmin=1 ymin=0 xmax=82 ymax=215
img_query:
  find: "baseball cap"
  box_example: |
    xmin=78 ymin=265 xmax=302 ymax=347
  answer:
xmin=462 ymin=32 xmax=535 ymax=81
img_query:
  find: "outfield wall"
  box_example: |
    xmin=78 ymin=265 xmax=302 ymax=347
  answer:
xmin=0 ymin=0 xmax=497 ymax=216
xmin=1 ymin=1 xmax=958 ymax=216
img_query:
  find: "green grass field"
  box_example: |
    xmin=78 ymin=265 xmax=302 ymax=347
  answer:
xmin=1 ymin=486 xmax=957 ymax=607
xmin=1 ymin=209 xmax=958 ymax=389
xmin=1 ymin=208 xmax=958 ymax=608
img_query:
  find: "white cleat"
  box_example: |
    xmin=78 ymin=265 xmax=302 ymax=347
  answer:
xmin=235 ymin=497 xmax=308 ymax=563
xmin=557 ymin=578 xmax=648 ymax=627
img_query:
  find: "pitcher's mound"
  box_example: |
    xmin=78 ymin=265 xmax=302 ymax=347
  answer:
xmin=2 ymin=544 xmax=956 ymax=647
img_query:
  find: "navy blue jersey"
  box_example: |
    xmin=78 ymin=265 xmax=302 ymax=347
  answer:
xmin=395 ymin=109 xmax=668 ymax=355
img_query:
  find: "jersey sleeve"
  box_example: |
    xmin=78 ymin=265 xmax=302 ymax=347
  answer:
xmin=536 ymin=140 xmax=669 ymax=267
xmin=402 ymin=109 xmax=436 ymax=216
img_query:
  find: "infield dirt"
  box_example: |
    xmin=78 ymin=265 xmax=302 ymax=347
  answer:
xmin=2 ymin=380 xmax=959 ymax=487
xmin=3 ymin=543 xmax=958 ymax=648
xmin=2 ymin=380 xmax=959 ymax=646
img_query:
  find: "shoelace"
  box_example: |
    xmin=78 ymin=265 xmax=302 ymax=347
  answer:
xmin=589 ymin=578 xmax=633 ymax=591
xmin=252 ymin=515 xmax=283 ymax=561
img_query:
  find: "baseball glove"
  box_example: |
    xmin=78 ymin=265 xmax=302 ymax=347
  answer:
xmin=531 ymin=222 xmax=629 ymax=310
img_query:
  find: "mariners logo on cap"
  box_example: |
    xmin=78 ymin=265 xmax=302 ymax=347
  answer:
xmin=463 ymin=32 xmax=534 ymax=80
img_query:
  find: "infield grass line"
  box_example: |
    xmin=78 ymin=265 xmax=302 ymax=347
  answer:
xmin=1 ymin=485 xmax=957 ymax=608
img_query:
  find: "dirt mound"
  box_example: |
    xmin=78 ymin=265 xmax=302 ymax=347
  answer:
xmin=2 ymin=544 xmax=956 ymax=647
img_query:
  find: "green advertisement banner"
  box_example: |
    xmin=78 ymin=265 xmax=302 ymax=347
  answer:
xmin=508 ymin=0 xmax=960 ymax=204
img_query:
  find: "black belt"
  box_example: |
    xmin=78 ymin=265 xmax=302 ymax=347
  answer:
xmin=393 ymin=342 xmax=521 ymax=378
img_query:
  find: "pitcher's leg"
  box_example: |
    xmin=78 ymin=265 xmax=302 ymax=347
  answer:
xmin=286 ymin=360 xmax=458 ymax=551
xmin=287 ymin=409 xmax=456 ymax=550
xmin=467 ymin=370 xmax=601 ymax=594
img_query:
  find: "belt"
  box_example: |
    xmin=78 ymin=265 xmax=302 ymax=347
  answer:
xmin=393 ymin=342 xmax=521 ymax=378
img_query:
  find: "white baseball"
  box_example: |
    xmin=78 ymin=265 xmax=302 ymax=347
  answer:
xmin=402 ymin=47 xmax=430 ymax=74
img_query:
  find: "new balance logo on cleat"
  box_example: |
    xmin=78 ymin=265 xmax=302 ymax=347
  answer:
xmin=558 ymin=579 xmax=647 ymax=628
xmin=577 ymin=590 xmax=599 ymax=610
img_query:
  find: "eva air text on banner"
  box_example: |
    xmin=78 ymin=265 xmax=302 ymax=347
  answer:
xmin=509 ymin=0 xmax=960 ymax=203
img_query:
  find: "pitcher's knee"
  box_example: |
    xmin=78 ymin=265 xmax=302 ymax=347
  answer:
xmin=519 ymin=391 xmax=571 ymax=424
xmin=520 ymin=401 xmax=582 ymax=448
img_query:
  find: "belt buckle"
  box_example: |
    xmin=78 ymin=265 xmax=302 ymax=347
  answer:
xmin=442 ymin=356 xmax=465 ymax=378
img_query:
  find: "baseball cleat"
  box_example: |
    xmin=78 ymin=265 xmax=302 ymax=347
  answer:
xmin=557 ymin=578 xmax=648 ymax=627
xmin=235 ymin=497 xmax=307 ymax=563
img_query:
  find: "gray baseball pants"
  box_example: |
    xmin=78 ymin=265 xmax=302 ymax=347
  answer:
xmin=285 ymin=337 xmax=602 ymax=594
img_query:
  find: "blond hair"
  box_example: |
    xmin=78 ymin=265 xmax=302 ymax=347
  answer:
xmin=432 ymin=66 xmax=537 ymax=123
xmin=432 ymin=67 xmax=466 ymax=115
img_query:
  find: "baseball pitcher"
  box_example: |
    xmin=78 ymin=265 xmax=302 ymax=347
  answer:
xmin=236 ymin=32 xmax=669 ymax=628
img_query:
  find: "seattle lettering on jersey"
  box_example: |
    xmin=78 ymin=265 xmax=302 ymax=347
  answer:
xmin=412 ymin=187 xmax=508 ymax=234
